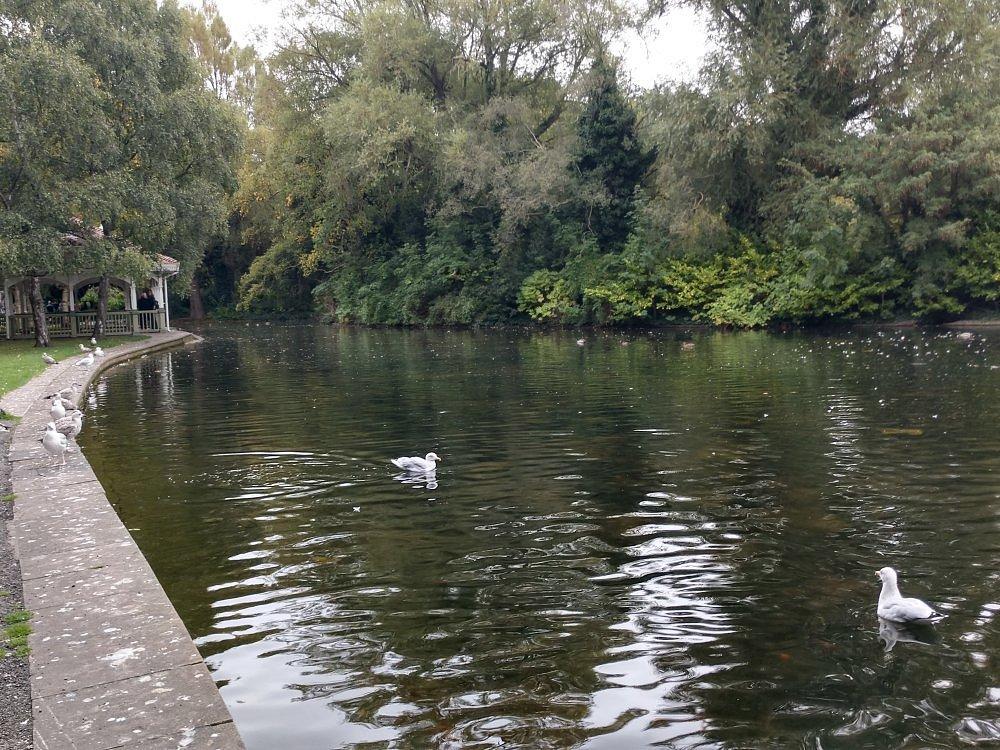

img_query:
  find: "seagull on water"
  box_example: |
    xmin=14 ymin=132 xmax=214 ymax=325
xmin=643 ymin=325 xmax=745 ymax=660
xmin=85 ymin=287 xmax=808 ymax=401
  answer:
xmin=876 ymin=567 xmax=943 ymax=623
xmin=54 ymin=411 xmax=84 ymax=440
xmin=42 ymin=353 xmax=57 ymax=365
xmin=41 ymin=422 xmax=69 ymax=466
xmin=391 ymin=452 xmax=441 ymax=473
xmin=77 ymin=352 xmax=95 ymax=367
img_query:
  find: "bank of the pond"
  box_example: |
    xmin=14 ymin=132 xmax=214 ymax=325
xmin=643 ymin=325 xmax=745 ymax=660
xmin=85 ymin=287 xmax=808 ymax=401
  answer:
xmin=0 ymin=421 xmax=31 ymax=750
xmin=0 ymin=331 xmax=245 ymax=750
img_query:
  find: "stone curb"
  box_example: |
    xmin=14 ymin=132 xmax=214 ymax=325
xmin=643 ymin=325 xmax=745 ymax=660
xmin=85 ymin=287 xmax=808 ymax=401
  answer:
xmin=2 ymin=332 xmax=245 ymax=750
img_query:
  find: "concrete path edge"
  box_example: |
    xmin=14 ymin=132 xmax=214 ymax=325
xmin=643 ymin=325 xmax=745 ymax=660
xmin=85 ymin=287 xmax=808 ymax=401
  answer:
xmin=1 ymin=331 xmax=245 ymax=750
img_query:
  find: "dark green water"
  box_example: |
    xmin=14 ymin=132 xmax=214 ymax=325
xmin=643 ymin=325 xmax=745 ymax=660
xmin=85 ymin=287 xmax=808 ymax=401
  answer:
xmin=81 ymin=324 xmax=1000 ymax=749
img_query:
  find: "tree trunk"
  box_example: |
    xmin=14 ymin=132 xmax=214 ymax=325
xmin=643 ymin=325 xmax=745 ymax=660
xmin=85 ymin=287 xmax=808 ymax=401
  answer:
xmin=189 ymin=276 xmax=206 ymax=320
xmin=28 ymin=276 xmax=50 ymax=348
xmin=95 ymin=275 xmax=109 ymax=337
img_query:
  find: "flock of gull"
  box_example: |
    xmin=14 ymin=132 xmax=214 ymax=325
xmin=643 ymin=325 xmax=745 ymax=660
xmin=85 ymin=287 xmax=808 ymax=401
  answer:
xmin=38 ymin=336 xmax=105 ymax=465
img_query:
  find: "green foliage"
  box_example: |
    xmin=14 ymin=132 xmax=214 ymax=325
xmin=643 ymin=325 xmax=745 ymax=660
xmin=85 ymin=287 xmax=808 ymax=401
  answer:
xmin=955 ymin=217 xmax=1000 ymax=304
xmin=4 ymin=609 xmax=32 ymax=658
xmin=575 ymin=59 xmax=655 ymax=251
xmin=79 ymin=286 xmax=126 ymax=311
xmin=169 ymin=0 xmax=1000 ymax=325
xmin=0 ymin=0 xmax=242 ymax=292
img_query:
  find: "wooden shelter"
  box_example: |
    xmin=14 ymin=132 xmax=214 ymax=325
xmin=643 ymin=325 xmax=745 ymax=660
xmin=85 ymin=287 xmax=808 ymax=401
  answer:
xmin=1 ymin=254 xmax=179 ymax=339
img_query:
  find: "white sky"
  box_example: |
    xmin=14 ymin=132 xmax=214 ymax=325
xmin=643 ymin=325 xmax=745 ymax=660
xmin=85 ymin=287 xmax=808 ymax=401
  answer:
xmin=186 ymin=0 xmax=710 ymax=88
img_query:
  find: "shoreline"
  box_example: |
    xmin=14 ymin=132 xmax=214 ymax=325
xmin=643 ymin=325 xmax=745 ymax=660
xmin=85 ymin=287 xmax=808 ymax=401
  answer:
xmin=177 ymin=315 xmax=1000 ymax=332
xmin=0 ymin=331 xmax=245 ymax=750
xmin=0 ymin=421 xmax=31 ymax=750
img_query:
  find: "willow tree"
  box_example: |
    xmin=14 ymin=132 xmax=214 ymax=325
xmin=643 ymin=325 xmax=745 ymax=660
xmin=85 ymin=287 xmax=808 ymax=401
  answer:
xmin=0 ymin=0 xmax=242 ymax=338
xmin=641 ymin=0 xmax=1000 ymax=318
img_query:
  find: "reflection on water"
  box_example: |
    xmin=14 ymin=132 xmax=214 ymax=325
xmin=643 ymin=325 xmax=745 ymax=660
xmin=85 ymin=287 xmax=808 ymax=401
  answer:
xmin=81 ymin=324 xmax=1000 ymax=749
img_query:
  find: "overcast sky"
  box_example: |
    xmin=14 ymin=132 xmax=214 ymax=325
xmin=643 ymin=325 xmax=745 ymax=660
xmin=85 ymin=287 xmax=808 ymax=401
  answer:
xmin=186 ymin=0 xmax=711 ymax=88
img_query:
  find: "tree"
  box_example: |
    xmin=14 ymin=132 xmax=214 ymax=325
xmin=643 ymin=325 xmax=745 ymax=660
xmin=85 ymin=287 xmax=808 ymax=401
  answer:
xmin=0 ymin=0 xmax=243 ymax=340
xmin=182 ymin=1 xmax=260 ymax=121
xmin=575 ymin=58 xmax=654 ymax=251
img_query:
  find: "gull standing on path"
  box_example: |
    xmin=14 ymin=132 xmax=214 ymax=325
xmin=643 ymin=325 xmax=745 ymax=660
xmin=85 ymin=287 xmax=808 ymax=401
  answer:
xmin=52 ymin=394 xmax=79 ymax=411
xmin=50 ymin=399 xmax=66 ymax=421
xmin=41 ymin=422 xmax=69 ymax=466
xmin=876 ymin=567 xmax=943 ymax=623
xmin=77 ymin=352 xmax=95 ymax=367
xmin=391 ymin=452 xmax=441 ymax=473
xmin=94 ymin=346 xmax=105 ymax=357
xmin=79 ymin=343 xmax=92 ymax=352
xmin=42 ymin=353 xmax=57 ymax=365
xmin=55 ymin=411 xmax=84 ymax=440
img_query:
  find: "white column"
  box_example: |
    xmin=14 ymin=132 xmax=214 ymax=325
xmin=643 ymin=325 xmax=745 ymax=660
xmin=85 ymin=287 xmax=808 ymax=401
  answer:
xmin=129 ymin=282 xmax=138 ymax=311
xmin=162 ymin=276 xmax=171 ymax=330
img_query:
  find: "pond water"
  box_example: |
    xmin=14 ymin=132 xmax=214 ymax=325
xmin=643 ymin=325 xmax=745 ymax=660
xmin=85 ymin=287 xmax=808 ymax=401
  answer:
xmin=80 ymin=323 xmax=1000 ymax=749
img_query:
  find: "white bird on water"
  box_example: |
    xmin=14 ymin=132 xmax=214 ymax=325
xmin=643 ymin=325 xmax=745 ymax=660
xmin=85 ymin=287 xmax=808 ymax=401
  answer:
xmin=41 ymin=422 xmax=69 ymax=466
xmin=391 ymin=452 xmax=441 ymax=473
xmin=77 ymin=352 xmax=95 ymax=367
xmin=42 ymin=353 xmax=57 ymax=365
xmin=876 ymin=567 xmax=943 ymax=623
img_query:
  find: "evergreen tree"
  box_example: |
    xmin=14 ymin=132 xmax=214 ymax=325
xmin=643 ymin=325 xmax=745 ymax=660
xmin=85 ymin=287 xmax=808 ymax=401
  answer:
xmin=575 ymin=59 xmax=654 ymax=252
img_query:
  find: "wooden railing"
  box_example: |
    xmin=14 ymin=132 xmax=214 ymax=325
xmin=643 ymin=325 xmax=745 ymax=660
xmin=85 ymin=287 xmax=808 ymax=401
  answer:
xmin=5 ymin=310 xmax=166 ymax=339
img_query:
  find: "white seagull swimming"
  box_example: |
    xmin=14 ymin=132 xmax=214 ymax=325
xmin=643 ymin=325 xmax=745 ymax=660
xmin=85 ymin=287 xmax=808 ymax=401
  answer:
xmin=391 ymin=452 xmax=441 ymax=473
xmin=876 ymin=567 xmax=943 ymax=623
xmin=41 ymin=422 xmax=69 ymax=465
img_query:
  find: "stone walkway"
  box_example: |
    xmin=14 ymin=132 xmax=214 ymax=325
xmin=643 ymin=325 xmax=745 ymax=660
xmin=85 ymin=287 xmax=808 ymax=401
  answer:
xmin=2 ymin=332 xmax=245 ymax=750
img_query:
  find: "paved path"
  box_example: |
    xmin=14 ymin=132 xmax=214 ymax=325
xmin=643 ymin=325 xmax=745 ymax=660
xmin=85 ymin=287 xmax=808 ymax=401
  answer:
xmin=2 ymin=332 xmax=245 ymax=750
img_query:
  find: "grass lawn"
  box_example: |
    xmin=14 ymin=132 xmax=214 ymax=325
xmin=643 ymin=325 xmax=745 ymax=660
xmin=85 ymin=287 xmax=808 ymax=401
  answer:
xmin=0 ymin=336 xmax=147 ymax=397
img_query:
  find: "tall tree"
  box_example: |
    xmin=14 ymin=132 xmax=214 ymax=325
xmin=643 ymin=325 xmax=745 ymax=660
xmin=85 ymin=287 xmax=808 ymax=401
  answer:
xmin=575 ymin=58 xmax=654 ymax=251
xmin=0 ymin=0 xmax=242 ymax=341
xmin=182 ymin=1 xmax=260 ymax=121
